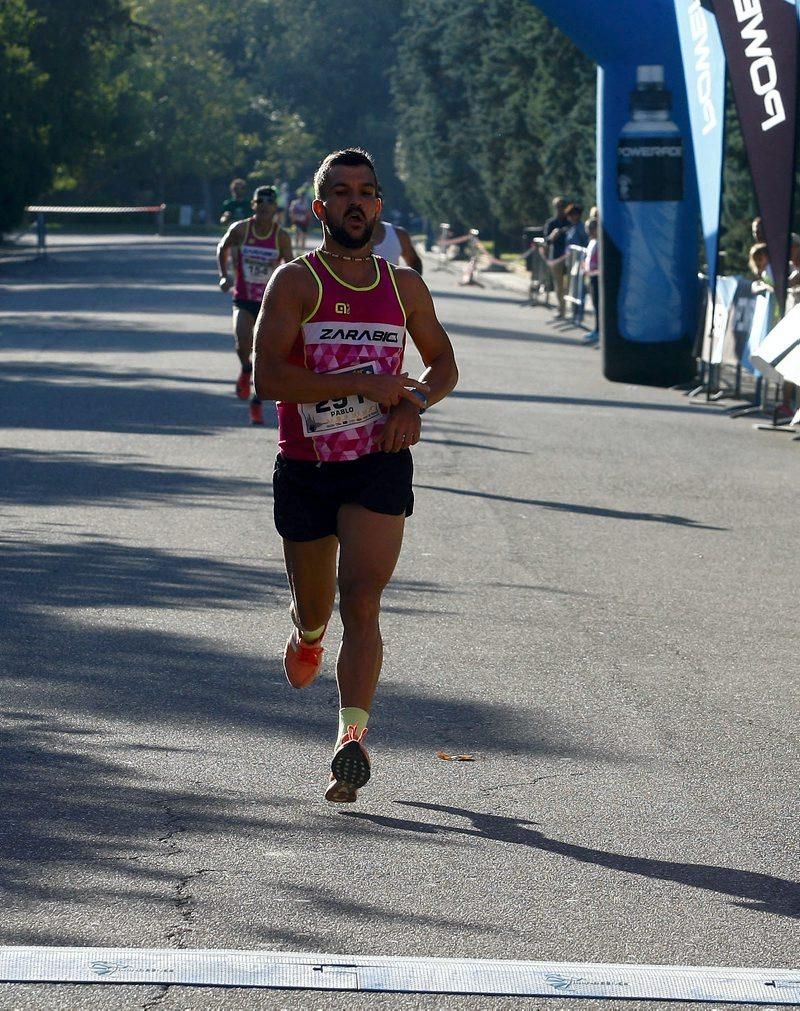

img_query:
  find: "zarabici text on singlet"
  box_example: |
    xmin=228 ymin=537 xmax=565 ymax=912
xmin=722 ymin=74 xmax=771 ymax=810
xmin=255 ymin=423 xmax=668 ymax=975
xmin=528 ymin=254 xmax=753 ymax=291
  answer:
xmin=319 ymin=327 xmax=400 ymax=343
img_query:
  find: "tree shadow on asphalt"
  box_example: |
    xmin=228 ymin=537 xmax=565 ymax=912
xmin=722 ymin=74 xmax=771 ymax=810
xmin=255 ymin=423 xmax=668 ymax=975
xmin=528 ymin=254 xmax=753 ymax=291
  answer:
xmin=0 ymin=449 xmax=266 ymax=506
xmin=0 ymin=527 xmax=602 ymax=931
xmin=1 ymin=238 xmax=231 ymax=330
xmin=342 ymin=802 xmax=800 ymax=920
xmin=0 ymin=314 xmax=229 ymax=357
xmin=246 ymin=880 xmax=497 ymax=950
xmin=416 ymin=484 xmax=726 ymax=531
xmin=421 ymin=437 xmax=530 ymax=455
xmin=0 ymin=362 xmax=271 ymax=435
xmin=432 ymin=287 xmax=526 ymax=308
xmin=451 ymin=389 xmax=725 ymax=416
xmin=442 ymin=319 xmax=581 ymax=347
xmin=0 ymin=361 xmax=230 ymax=387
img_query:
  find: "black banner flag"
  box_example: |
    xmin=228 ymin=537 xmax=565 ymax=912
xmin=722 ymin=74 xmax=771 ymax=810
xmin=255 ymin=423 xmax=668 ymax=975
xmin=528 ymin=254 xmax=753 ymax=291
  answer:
xmin=710 ymin=0 xmax=798 ymax=309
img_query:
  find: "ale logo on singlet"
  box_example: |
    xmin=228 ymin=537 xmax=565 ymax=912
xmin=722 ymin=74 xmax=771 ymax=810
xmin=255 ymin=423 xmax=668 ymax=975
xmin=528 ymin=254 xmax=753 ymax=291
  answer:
xmin=334 ymin=302 xmax=350 ymax=315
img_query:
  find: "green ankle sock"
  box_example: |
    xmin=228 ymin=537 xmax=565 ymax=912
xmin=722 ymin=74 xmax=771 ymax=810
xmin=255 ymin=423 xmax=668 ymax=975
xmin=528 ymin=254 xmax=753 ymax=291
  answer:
xmin=300 ymin=624 xmax=325 ymax=644
xmin=337 ymin=707 xmax=369 ymax=746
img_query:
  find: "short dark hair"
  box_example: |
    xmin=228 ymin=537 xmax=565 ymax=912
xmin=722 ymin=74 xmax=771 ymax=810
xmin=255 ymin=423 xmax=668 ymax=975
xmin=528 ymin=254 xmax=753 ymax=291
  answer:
xmin=314 ymin=148 xmax=378 ymax=199
xmin=253 ymin=185 xmax=277 ymax=202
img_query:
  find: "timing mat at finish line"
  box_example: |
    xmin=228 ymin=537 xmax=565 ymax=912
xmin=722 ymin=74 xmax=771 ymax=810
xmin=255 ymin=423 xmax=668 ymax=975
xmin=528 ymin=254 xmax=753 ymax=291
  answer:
xmin=0 ymin=946 xmax=798 ymax=1003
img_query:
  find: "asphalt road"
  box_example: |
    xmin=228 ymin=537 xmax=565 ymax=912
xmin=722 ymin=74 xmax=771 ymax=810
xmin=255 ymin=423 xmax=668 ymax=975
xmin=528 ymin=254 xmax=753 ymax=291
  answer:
xmin=0 ymin=233 xmax=797 ymax=1011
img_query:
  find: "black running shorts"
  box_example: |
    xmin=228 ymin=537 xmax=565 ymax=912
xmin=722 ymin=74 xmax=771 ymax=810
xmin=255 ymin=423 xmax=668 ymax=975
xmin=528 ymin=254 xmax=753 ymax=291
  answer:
xmin=233 ymin=297 xmax=262 ymax=318
xmin=273 ymin=449 xmax=414 ymax=542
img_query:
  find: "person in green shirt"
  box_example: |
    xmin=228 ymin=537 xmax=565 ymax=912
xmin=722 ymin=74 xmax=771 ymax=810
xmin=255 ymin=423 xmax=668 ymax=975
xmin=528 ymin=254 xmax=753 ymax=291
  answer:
xmin=219 ymin=178 xmax=250 ymax=225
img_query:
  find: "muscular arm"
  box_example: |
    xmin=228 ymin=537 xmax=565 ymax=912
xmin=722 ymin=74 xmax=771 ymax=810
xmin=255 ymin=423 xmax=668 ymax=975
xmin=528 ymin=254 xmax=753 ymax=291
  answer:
xmin=396 ymin=225 xmax=423 ymax=274
xmin=216 ymin=221 xmax=247 ymax=289
xmin=252 ymin=263 xmax=428 ymax=407
xmin=277 ymin=227 xmax=294 ymax=264
xmin=378 ymin=267 xmax=458 ymax=451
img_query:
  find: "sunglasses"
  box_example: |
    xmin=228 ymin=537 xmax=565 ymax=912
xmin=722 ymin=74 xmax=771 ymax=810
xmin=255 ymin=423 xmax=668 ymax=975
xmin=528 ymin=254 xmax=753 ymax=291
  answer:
xmin=255 ymin=196 xmax=276 ymax=204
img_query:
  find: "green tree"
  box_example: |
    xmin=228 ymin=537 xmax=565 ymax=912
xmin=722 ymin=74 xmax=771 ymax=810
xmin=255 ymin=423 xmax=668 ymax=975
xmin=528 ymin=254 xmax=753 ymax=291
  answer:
xmin=0 ymin=0 xmax=142 ymax=235
xmin=394 ymin=0 xmax=596 ymax=241
xmin=0 ymin=0 xmax=48 ymax=234
xmin=394 ymin=0 xmax=493 ymax=232
xmin=87 ymin=0 xmax=251 ymax=214
xmin=718 ymin=83 xmax=758 ymax=275
xmin=256 ymin=0 xmax=405 ymax=202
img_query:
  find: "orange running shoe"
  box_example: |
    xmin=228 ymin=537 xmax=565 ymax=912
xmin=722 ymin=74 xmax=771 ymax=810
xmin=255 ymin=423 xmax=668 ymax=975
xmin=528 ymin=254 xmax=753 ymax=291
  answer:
xmin=235 ymin=370 xmax=251 ymax=399
xmin=283 ymin=626 xmax=325 ymax=689
xmin=249 ymin=399 xmax=264 ymax=425
xmin=325 ymin=725 xmax=370 ymax=803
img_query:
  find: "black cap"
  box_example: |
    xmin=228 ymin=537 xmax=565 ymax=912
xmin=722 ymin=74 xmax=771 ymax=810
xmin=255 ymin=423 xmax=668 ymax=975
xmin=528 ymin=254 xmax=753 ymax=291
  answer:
xmin=253 ymin=186 xmax=277 ymax=201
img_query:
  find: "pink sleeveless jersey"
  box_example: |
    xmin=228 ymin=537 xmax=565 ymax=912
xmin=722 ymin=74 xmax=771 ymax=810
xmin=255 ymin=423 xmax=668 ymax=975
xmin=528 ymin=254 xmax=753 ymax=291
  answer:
xmin=232 ymin=219 xmax=281 ymax=302
xmin=277 ymin=252 xmax=407 ymax=462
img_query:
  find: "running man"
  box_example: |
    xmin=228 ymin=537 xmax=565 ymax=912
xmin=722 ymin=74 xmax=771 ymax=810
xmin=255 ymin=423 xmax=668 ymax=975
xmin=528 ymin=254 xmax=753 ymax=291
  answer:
xmin=217 ymin=186 xmax=293 ymax=424
xmin=253 ymin=148 xmax=458 ymax=802
xmin=289 ymin=189 xmax=312 ymax=250
xmin=371 ymin=219 xmax=423 ymax=273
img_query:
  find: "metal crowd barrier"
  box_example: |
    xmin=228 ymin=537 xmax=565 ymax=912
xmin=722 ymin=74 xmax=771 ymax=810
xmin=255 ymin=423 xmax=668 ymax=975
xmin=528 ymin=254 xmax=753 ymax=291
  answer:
xmin=689 ymin=274 xmax=796 ymax=426
xmin=564 ymin=243 xmax=588 ymax=324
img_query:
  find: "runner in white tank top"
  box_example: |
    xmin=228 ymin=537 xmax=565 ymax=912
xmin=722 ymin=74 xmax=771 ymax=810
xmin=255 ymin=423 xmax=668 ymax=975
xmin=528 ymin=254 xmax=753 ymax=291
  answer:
xmin=371 ymin=220 xmax=423 ymax=273
xmin=253 ymin=149 xmax=457 ymax=804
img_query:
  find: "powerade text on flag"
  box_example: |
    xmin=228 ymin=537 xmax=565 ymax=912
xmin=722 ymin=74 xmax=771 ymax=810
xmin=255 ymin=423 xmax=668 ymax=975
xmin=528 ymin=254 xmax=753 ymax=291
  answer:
xmin=709 ymin=0 xmax=798 ymax=309
xmin=674 ymin=0 xmax=726 ymax=288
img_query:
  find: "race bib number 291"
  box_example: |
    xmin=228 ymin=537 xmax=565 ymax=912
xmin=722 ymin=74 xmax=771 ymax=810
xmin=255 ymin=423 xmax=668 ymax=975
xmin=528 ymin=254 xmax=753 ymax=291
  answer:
xmin=298 ymin=362 xmax=382 ymax=437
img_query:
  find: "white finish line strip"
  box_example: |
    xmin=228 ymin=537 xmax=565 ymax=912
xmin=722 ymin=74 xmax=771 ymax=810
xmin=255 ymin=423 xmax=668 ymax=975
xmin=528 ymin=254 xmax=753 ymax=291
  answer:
xmin=0 ymin=947 xmax=798 ymax=1003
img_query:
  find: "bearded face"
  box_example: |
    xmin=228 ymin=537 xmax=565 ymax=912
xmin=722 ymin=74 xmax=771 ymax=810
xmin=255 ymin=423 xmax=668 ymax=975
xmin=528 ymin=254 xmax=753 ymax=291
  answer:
xmin=315 ymin=164 xmax=381 ymax=251
xmin=325 ymin=204 xmax=378 ymax=249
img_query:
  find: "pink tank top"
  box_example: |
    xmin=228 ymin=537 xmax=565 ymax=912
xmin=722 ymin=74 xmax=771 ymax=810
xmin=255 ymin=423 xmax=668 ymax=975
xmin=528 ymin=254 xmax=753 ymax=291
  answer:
xmin=233 ymin=220 xmax=280 ymax=302
xmin=277 ymin=252 xmax=407 ymax=462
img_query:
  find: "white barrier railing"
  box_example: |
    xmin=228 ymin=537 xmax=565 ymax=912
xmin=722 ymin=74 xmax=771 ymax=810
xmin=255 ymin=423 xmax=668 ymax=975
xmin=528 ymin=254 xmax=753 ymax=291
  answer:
xmin=25 ymin=204 xmax=167 ymax=254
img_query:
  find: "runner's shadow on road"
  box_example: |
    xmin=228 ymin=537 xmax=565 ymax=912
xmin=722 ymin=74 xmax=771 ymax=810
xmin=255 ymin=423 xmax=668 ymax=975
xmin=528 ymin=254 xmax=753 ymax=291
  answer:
xmin=342 ymin=802 xmax=800 ymax=920
xmin=416 ymin=484 xmax=726 ymax=531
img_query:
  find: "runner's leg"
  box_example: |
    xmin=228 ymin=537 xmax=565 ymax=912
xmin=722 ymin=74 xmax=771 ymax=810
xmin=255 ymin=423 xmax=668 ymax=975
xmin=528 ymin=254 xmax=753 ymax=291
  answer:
xmin=234 ymin=307 xmax=255 ymax=371
xmin=234 ymin=306 xmax=265 ymax=421
xmin=283 ymin=535 xmax=338 ymax=634
xmin=335 ymin=504 xmax=405 ymax=712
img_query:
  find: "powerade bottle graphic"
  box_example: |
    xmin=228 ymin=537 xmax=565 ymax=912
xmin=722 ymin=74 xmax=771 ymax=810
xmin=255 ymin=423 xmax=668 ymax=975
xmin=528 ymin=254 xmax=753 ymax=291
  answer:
xmin=617 ymin=65 xmax=684 ymax=342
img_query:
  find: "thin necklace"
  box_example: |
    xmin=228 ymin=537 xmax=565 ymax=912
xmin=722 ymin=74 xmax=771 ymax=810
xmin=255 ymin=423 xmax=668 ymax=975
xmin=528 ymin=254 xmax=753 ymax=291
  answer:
xmin=315 ymin=247 xmax=373 ymax=261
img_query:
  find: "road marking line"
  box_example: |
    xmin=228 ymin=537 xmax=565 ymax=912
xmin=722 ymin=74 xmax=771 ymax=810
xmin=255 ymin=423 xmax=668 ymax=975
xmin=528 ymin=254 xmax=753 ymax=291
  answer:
xmin=0 ymin=947 xmax=797 ymax=1003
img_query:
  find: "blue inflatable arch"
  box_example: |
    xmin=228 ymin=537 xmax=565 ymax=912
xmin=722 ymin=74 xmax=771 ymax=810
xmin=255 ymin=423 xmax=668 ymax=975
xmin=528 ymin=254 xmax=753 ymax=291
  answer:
xmin=532 ymin=1 xmax=701 ymax=386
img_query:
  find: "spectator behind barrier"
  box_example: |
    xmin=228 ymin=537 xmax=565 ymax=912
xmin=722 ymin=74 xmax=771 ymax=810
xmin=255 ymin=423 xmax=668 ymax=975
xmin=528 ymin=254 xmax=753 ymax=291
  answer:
xmin=750 ymin=241 xmax=795 ymax=422
xmin=565 ymin=203 xmax=588 ymax=248
xmin=788 ymin=233 xmax=800 ymax=312
xmin=543 ymin=196 xmax=570 ymax=320
xmin=582 ymin=218 xmax=600 ymax=346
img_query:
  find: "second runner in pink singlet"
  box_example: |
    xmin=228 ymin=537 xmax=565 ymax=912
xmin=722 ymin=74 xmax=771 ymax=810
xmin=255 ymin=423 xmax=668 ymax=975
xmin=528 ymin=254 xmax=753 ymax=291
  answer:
xmin=232 ymin=219 xmax=281 ymax=305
